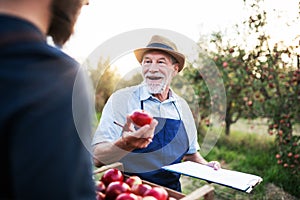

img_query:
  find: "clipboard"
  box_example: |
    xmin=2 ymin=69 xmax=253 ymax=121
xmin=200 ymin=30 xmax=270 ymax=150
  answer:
xmin=162 ymin=161 xmax=263 ymax=193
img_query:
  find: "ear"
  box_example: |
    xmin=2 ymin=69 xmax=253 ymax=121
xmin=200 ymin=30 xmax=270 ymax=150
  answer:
xmin=173 ymin=64 xmax=179 ymax=76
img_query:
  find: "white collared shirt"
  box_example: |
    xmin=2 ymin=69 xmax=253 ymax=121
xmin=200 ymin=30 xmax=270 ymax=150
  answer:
xmin=92 ymin=84 xmax=200 ymax=154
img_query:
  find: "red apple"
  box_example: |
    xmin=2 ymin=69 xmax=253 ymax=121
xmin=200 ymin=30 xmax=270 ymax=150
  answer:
xmin=142 ymin=197 xmax=157 ymax=200
xmin=96 ymin=191 xmax=105 ymax=200
xmin=132 ymin=183 xmax=152 ymax=196
xmin=130 ymin=110 xmax=153 ymax=127
xmin=100 ymin=168 xmax=124 ymax=186
xmin=143 ymin=186 xmax=168 ymax=200
xmin=105 ymin=181 xmax=131 ymax=200
xmin=247 ymin=100 xmax=252 ymax=106
xmin=125 ymin=176 xmax=143 ymax=187
xmin=222 ymin=62 xmax=228 ymax=68
xmin=116 ymin=193 xmax=140 ymax=200
xmin=95 ymin=180 xmax=106 ymax=193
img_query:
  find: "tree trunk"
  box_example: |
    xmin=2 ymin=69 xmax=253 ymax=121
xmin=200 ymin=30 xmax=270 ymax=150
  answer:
xmin=225 ymin=121 xmax=231 ymax=135
xmin=225 ymin=100 xmax=232 ymax=135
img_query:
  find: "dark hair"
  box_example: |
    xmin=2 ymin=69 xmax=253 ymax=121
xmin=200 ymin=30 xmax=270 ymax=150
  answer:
xmin=47 ymin=0 xmax=82 ymax=46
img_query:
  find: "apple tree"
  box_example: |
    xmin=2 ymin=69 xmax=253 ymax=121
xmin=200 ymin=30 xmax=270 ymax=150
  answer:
xmin=241 ymin=0 xmax=300 ymax=175
xmin=183 ymin=0 xmax=299 ymax=175
xmin=183 ymin=33 xmax=258 ymax=135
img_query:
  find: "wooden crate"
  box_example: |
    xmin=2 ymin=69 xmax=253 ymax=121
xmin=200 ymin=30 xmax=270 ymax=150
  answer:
xmin=93 ymin=162 xmax=214 ymax=200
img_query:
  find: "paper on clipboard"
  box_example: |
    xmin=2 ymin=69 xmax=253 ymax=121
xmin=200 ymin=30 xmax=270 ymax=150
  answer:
xmin=162 ymin=161 xmax=263 ymax=193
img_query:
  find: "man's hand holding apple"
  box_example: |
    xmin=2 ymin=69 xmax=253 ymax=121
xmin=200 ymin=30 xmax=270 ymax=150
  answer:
xmin=121 ymin=110 xmax=158 ymax=150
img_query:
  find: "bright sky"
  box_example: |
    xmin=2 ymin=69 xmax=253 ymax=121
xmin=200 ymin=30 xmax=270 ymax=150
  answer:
xmin=63 ymin=0 xmax=299 ymax=75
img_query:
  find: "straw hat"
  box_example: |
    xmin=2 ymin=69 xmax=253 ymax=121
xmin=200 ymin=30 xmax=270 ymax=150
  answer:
xmin=134 ymin=35 xmax=185 ymax=72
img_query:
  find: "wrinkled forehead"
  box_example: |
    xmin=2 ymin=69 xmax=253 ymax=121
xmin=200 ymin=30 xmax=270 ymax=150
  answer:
xmin=142 ymin=50 xmax=172 ymax=61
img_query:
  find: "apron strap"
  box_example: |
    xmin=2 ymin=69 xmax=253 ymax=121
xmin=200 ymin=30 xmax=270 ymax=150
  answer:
xmin=141 ymin=101 xmax=144 ymax=110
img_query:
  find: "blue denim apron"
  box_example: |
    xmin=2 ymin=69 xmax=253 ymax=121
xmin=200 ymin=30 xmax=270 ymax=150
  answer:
xmin=121 ymin=101 xmax=189 ymax=192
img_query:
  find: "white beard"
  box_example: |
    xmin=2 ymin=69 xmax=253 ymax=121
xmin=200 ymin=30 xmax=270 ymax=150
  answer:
xmin=143 ymin=70 xmax=174 ymax=94
xmin=146 ymin=80 xmax=167 ymax=94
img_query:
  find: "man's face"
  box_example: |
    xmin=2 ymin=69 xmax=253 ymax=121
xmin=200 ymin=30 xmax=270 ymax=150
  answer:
xmin=141 ymin=51 xmax=179 ymax=94
xmin=47 ymin=0 xmax=88 ymax=46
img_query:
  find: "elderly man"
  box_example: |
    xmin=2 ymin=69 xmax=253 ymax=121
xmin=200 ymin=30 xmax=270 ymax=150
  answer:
xmin=93 ymin=35 xmax=220 ymax=192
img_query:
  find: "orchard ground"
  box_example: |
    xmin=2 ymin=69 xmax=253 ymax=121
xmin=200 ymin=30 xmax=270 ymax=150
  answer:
xmin=231 ymin=118 xmax=300 ymax=136
xmin=181 ymin=176 xmax=298 ymax=200
xmin=180 ymin=118 xmax=299 ymax=200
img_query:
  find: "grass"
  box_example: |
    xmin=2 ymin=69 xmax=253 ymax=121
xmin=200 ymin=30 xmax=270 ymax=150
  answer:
xmin=181 ymin=129 xmax=300 ymax=199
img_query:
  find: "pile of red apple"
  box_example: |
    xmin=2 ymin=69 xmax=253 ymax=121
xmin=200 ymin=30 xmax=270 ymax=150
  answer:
xmin=95 ymin=168 xmax=175 ymax=200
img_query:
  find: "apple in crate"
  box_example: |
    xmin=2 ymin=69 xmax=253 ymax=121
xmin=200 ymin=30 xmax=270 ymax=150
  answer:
xmin=144 ymin=186 xmax=168 ymax=200
xmin=100 ymin=168 xmax=123 ymax=186
xmin=96 ymin=191 xmax=105 ymax=200
xmin=116 ymin=192 xmax=141 ymax=200
xmin=142 ymin=197 xmax=157 ymax=200
xmin=105 ymin=181 xmax=131 ymax=200
xmin=125 ymin=176 xmax=143 ymax=187
xmin=130 ymin=110 xmax=153 ymax=127
xmin=131 ymin=183 xmax=152 ymax=196
xmin=95 ymin=180 xmax=106 ymax=193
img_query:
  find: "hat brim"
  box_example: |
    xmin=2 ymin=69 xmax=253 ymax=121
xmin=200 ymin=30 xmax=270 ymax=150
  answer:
xmin=134 ymin=47 xmax=185 ymax=72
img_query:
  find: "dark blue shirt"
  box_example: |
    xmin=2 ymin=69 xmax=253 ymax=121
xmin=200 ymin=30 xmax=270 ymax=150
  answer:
xmin=0 ymin=15 xmax=95 ymax=199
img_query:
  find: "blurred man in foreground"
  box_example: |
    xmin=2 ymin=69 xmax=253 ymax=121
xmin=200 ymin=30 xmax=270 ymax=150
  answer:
xmin=0 ymin=0 xmax=96 ymax=199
